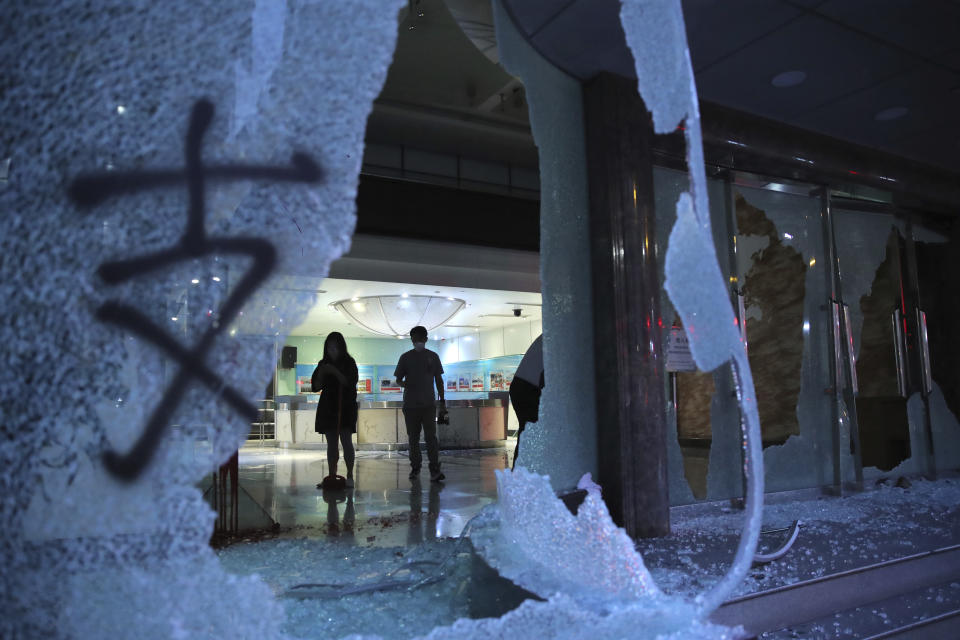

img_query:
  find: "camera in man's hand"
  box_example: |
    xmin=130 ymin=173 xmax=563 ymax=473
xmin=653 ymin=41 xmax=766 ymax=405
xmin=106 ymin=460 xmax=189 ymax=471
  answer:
xmin=436 ymin=400 xmax=449 ymax=425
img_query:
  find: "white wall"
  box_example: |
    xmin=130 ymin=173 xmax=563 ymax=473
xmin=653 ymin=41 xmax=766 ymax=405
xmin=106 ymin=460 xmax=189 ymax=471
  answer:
xmin=480 ymin=327 xmax=504 ymax=359
xmin=438 ymin=337 xmax=460 ymax=364
xmin=503 ymin=322 xmax=533 ymax=355
xmin=457 ymin=333 xmax=480 ymax=361
xmin=438 ymin=319 xmax=540 ymax=364
xmin=288 ymin=320 xmax=540 ymax=371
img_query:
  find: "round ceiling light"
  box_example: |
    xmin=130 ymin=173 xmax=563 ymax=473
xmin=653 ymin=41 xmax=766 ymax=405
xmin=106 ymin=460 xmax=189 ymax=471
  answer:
xmin=771 ymin=70 xmax=807 ymax=88
xmin=332 ymin=295 xmax=466 ymax=337
xmin=875 ymin=106 xmax=908 ymax=121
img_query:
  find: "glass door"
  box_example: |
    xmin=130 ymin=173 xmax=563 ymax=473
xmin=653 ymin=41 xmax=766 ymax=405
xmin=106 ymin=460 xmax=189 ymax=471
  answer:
xmin=912 ymin=218 xmax=960 ymax=471
xmin=832 ymin=209 xmax=913 ymax=473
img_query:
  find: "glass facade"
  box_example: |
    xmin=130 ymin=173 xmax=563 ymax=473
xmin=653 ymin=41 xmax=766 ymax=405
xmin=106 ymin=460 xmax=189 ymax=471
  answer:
xmin=657 ymin=166 xmax=960 ymax=505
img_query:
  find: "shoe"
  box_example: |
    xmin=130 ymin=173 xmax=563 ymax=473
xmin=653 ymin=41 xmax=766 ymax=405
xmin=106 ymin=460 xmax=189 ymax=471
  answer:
xmin=430 ymin=470 xmax=445 ymax=483
xmin=408 ymin=468 xmax=421 ymax=480
xmin=345 ymin=477 xmax=354 ymax=488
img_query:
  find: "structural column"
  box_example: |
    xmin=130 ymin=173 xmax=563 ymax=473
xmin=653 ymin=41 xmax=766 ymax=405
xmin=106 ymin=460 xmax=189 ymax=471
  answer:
xmin=583 ymin=72 xmax=669 ymax=537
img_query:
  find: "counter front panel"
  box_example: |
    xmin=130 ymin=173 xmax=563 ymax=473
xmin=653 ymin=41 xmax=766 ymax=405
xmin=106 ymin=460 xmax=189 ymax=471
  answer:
xmin=274 ymin=397 xmax=507 ymax=450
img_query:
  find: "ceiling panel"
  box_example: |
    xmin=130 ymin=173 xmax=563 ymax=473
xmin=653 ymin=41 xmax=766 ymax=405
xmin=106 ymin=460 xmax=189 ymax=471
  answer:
xmin=815 ymin=0 xmax=960 ymax=58
xmin=782 ymin=0 xmax=830 ymax=8
xmin=498 ymin=0 xmax=960 ymax=178
xmin=682 ymin=0 xmax=802 ymax=72
xmin=792 ymin=64 xmax=960 ymax=156
xmin=693 ymin=14 xmax=915 ymax=120
xmin=529 ymin=0 xmax=635 ymax=80
xmin=940 ymin=47 xmax=960 ymax=72
xmin=502 ymin=0 xmax=578 ymax=38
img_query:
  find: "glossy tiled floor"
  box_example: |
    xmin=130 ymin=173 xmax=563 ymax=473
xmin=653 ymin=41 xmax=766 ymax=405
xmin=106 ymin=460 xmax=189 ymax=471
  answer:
xmin=236 ymin=443 xmax=515 ymax=547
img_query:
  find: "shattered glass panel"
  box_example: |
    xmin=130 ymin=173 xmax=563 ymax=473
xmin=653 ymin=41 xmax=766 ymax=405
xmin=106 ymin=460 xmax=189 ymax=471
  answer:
xmin=462 ymin=470 xmax=744 ymax=639
xmin=621 ymin=0 xmax=764 ymax=617
xmin=912 ymin=222 xmax=960 ymax=471
xmin=698 ymin=178 xmax=743 ymax=504
xmin=927 ymin=384 xmax=960 ymax=471
xmin=654 ymin=166 xmax=696 ymax=504
xmin=832 ymin=210 xmax=919 ymax=478
xmin=734 ymin=186 xmax=835 ymax=492
xmin=492 ymin=0 xmax=598 ymax=492
xmin=654 ymin=168 xmax=741 ymax=503
xmin=2 ymin=1 xmax=402 ymax=636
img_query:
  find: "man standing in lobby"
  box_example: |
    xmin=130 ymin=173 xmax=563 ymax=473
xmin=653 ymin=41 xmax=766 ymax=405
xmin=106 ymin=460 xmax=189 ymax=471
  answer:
xmin=395 ymin=326 xmax=448 ymax=482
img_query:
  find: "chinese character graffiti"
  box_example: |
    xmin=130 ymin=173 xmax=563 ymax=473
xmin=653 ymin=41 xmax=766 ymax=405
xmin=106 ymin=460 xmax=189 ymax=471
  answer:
xmin=69 ymin=99 xmax=323 ymax=481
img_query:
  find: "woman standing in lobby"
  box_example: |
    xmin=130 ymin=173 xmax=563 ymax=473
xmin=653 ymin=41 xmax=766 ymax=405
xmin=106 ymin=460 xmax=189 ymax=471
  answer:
xmin=311 ymin=332 xmax=359 ymax=488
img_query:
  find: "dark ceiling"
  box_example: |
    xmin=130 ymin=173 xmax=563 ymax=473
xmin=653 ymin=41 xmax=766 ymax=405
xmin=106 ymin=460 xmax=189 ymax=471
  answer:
xmin=500 ymin=0 xmax=960 ymax=175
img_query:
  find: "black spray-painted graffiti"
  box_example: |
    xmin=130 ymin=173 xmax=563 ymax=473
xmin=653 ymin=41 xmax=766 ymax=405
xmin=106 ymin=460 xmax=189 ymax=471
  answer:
xmin=69 ymin=99 xmax=323 ymax=481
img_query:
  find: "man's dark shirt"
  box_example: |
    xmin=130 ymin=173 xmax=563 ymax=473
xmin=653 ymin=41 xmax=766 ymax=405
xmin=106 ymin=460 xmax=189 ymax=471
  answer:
xmin=394 ymin=349 xmax=444 ymax=409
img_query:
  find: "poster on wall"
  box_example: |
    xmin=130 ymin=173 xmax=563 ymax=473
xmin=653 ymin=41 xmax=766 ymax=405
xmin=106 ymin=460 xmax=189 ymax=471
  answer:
xmin=446 ymin=378 xmax=458 ymax=392
xmin=297 ymin=376 xmax=313 ymax=393
xmin=380 ymin=378 xmax=401 ymax=393
xmin=357 ymin=378 xmax=372 ymax=394
xmin=505 ymin=371 xmax=514 ymax=389
xmin=489 ymin=371 xmax=504 ymax=390
xmin=458 ymin=373 xmax=471 ymax=391
xmin=471 ymin=373 xmax=485 ymax=391
xmin=666 ymin=326 xmax=697 ymax=372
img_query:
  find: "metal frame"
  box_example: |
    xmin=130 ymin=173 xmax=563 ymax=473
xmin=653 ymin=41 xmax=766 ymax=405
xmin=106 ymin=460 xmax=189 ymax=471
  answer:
xmin=820 ymin=188 xmax=864 ymax=493
xmin=903 ymin=214 xmax=938 ymax=478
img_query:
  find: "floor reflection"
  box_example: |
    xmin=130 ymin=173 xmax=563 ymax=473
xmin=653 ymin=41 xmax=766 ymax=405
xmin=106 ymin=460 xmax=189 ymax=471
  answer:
xmin=237 ymin=446 xmax=513 ymax=547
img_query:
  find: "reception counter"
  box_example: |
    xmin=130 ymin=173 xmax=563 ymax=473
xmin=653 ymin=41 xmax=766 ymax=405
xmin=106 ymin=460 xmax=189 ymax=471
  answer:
xmin=274 ymin=397 xmax=508 ymax=450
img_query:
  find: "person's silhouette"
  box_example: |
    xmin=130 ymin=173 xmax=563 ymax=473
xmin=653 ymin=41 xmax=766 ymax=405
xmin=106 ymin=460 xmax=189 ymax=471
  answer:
xmin=510 ymin=335 xmax=544 ymax=470
xmin=394 ymin=326 xmax=447 ymax=482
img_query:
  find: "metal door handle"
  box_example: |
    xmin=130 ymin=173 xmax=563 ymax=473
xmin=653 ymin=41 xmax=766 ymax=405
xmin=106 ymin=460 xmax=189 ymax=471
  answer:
xmin=831 ymin=301 xmax=844 ymax=393
xmin=841 ymin=303 xmax=858 ymax=394
xmin=737 ymin=291 xmax=748 ymax=353
xmin=891 ymin=309 xmax=907 ymax=397
xmin=917 ymin=309 xmax=933 ymax=395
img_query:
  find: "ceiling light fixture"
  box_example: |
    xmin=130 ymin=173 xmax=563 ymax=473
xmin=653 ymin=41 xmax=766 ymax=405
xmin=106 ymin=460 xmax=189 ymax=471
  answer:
xmin=332 ymin=295 xmax=466 ymax=337
xmin=771 ymin=70 xmax=807 ymax=88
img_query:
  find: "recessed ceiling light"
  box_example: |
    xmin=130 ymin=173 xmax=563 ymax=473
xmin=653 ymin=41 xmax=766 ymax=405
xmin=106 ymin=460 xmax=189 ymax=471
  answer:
xmin=875 ymin=106 xmax=908 ymax=121
xmin=771 ymin=70 xmax=807 ymax=88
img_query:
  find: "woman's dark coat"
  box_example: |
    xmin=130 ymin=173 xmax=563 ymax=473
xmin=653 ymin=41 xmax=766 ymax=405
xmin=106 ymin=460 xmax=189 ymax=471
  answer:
xmin=311 ymin=356 xmax=359 ymax=434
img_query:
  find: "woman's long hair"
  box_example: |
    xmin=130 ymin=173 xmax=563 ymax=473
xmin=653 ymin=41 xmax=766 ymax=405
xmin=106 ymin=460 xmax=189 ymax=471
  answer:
xmin=321 ymin=331 xmax=351 ymax=366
